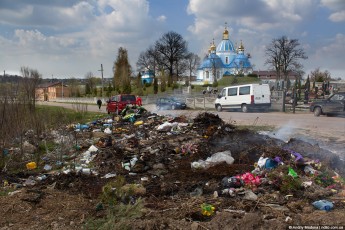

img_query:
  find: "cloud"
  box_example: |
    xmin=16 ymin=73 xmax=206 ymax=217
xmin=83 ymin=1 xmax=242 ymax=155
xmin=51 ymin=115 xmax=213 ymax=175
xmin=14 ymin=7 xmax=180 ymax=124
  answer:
xmin=186 ymin=0 xmax=320 ymax=70
xmin=321 ymin=0 xmax=345 ymax=22
xmin=307 ymin=33 xmax=345 ymax=78
xmin=0 ymin=1 xmax=95 ymax=30
xmin=156 ymin=15 xmax=167 ymax=22
xmin=329 ymin=10 xmax=345 ymax=22
xmin=187 ymin=0 xmax=317 ymax=35
xmin=0 ymin=0 xmax=161 ymax=77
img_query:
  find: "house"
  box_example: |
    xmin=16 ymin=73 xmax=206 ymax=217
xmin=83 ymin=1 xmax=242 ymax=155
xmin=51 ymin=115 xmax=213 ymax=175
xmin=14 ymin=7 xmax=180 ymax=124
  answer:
xmin=36 ymin=82 xmax=71 ymax=101
xmin=253 ymin=70 xmax=299 ymax=89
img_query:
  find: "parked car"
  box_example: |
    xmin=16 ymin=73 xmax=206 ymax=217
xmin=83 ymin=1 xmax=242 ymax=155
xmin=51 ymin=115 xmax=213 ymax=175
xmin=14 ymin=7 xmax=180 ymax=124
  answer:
xmin=106 ymin=94 xmax=137 ymax=114
xmin=156 ymin=97 xmax=187 ymax=110
xmin=309 ymin=92 xmax=345 ymax=116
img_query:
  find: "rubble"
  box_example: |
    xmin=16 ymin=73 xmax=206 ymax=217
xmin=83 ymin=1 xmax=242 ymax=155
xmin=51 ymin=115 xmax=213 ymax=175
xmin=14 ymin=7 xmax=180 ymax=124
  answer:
xmin=0 ymin=107 xmax=345 ymax=229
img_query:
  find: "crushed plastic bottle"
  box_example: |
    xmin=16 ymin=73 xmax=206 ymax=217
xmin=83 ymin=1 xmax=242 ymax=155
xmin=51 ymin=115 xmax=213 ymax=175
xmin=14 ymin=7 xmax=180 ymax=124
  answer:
xmin=288 ymin=167 xmax=298 ymax=178
xmin=312 ymin=200 xmax=333 ymax=211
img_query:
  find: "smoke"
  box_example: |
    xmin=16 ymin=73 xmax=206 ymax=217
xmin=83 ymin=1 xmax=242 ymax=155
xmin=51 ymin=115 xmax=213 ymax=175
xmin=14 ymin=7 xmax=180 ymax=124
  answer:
xmin=268 ymin=120 xmax=298 ymax=143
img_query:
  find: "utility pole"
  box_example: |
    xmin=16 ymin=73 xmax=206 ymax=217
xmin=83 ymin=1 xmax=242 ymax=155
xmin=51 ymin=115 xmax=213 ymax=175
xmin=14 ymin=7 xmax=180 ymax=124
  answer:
xmin=99 ymin=64 xmax=104 ymax=98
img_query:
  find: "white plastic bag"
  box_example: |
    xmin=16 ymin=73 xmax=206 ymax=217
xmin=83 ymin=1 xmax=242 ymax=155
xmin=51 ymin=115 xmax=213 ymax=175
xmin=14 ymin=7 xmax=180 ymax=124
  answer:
xmin=191 ymin=150 xmax=234 ymax=169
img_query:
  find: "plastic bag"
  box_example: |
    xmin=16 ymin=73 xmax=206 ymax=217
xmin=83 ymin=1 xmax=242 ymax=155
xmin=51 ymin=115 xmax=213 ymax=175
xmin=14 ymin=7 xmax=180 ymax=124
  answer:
xmin=191 ymin=150 xmax=234 ymax=169
xmin=312 ymin=200 xmax=333 ymax=211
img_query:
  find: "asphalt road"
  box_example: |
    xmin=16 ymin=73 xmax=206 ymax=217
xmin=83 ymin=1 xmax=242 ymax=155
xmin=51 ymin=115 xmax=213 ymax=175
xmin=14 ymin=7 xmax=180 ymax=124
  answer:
xmin=39 ymin=101 xmax=345 ymax=155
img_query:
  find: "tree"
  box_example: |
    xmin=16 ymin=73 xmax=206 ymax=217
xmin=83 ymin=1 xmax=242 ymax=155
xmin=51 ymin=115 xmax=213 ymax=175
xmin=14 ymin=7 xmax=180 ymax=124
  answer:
xmin=106 ymin=82 xmax=113 ymax=97
xmin=153 ymin=77 xmax=158 ymax=94
xmin=20 ymin=66 xmax=42 ymax=111
xmin=85 ymin=72 xmax=98 ymax=96
xmin=68 ymin=78 xmax=80 ymax=97
xmin=160 ymin=70 xmax=166 ymax=92
xmin=136 ymin=46 xmax=159 ymax=74
xmin=185 ymin=52 xmax=201 ymax=84
xmin=136 ymin=72 xmax=143 ymax=96
xmin=305 ymin=75 xmax=310 ymax=91
xmin=113 ymin=47 xmax=132 ymax=93
xmin=265 ymin=36 xmax=307 ymax=89
xmin=309 ymin=68 xmax=332 ymax=82
xmin=154 ymin=31 xmax=188 ymax=87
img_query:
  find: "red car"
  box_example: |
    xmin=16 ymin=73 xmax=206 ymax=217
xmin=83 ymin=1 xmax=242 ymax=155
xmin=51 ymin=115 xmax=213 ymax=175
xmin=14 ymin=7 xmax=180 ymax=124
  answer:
xmin=106 ymin=94 xmax=137 ymax=114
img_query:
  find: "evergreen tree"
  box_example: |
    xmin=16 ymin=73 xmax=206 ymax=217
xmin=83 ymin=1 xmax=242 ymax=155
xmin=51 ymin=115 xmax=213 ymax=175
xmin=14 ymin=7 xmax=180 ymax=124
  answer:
xmin=113 ymin=47 xmax=132 ymax=93
xmin=153 ymin=77 xmax=158 ymax=94
xmin=160 ymin=70 xmax=166 ymax=92
xmin=85 ymin=83 xmax=91 ymax=95
xmin=136 ymin=72 xmax=143 ymax=96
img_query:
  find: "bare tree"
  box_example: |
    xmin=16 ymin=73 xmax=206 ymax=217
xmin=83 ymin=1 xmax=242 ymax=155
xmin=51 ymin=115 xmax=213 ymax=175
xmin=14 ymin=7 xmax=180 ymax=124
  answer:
xmin=265 ymin=36 xmax=307 ymax=89
xmin=186 ymin=53 xmax=201 ymax=83
xmin=67 ymin=77 xmax=81 ymax=97
xmin=85 ymin=72 xmax=99 ymax=96
xmin=136 ymin=46 xmax=159 ymax=73
xmin=310 ymin=68 xmax=332 ymax=82
xmin=20 ymin=66 xmax=42 ymax=111
xmin=154 ymin=31 xmax=188 ymax=86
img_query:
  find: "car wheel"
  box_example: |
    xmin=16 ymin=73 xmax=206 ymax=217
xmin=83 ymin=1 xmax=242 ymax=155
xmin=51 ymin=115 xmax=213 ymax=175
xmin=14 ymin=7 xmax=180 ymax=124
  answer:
xmin=241 ymin=104 xmax=248 ymax=113
xmin=156 ymin=105 xmax=161 ymax=110
xmin=216 ymin=104 xmax=222 ymax=112
xmin=313 ymin=107 xmax=322 ymax=116
xmin=172 ymin=104 xmax=176 ymax=110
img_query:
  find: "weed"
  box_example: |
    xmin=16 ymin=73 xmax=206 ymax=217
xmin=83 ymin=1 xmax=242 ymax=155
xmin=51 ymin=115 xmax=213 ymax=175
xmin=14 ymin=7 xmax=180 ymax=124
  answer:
xmin=85 ymin=176 xmax=144 ymax=229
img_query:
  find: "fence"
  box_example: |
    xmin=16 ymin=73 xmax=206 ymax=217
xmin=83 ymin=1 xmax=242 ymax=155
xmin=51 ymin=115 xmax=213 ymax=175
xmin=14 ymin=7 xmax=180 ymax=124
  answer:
xmin=50 ymin=90 xmax=308 ymax=112
xmin=186 ymin=97 xmax=216 ymax=110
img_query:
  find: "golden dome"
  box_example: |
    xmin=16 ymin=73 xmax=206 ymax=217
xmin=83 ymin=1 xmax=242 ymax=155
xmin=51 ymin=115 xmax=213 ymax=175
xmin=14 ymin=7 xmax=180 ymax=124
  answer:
xmin=238 ymin=40 xmax=244 ymax=51
xmin=223 ymin=22 xmax=229 ymax=40
xmin=210 ymin=39 xmax=216 ymax=51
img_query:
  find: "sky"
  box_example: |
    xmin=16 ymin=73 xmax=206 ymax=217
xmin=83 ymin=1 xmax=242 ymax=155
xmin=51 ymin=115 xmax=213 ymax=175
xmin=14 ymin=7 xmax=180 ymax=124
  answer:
xmin=1 ymin=0 xmax=345 ymax=80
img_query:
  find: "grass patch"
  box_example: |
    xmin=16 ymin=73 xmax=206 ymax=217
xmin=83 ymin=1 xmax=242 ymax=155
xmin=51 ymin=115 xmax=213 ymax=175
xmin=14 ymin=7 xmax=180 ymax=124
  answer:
xmin=36 ymin=105 xmax=108 ymax=127
xmin=85 ymin=177 xmax=144 ymax=229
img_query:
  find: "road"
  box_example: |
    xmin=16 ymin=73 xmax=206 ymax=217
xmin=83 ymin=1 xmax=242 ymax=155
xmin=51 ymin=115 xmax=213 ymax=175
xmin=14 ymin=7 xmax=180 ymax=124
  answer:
xmin=39 ymin=101 xmax=345 ymax=155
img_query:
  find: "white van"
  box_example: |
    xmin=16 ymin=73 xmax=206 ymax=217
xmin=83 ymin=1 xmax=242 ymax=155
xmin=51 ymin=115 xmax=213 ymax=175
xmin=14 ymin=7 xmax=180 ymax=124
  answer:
xmin=215 ymin=83 xmax=271 ymax=112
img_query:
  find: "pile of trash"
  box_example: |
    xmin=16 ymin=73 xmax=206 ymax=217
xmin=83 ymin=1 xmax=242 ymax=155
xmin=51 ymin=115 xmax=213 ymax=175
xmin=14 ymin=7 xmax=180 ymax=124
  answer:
xmin=1 ymin=105 xmax=345 ymax=229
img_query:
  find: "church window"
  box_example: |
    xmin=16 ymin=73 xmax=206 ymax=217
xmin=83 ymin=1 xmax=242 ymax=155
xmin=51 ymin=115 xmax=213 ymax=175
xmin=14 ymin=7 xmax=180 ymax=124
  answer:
xmin=206 ymin=71 xmax=209 ymax=79
xmin=225 ymin=57 xmax=228 ymax=64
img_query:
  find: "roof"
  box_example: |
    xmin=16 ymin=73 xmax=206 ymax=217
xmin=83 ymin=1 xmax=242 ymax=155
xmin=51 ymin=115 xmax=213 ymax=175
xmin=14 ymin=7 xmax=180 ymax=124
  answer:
xmin=216 ymin=39 xmax=235 ymax=53
xmin=37 ymin=82 xmax=62 ymax=88
xmin=198 ymin=53 xmax=225 ymax=69
xmin=253 ymin=70 xmax=298 ymax=80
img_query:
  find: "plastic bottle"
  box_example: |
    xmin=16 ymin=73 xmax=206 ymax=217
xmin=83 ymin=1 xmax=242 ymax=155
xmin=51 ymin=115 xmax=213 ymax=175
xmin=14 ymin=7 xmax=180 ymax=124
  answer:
xmin=312 ymin=200 xmax=333 ymax=211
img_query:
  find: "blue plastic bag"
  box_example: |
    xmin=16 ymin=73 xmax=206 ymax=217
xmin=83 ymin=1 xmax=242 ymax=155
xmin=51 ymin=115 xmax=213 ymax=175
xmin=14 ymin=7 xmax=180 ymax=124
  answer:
xmin=312 ymin=200 xmax=333 ymax=211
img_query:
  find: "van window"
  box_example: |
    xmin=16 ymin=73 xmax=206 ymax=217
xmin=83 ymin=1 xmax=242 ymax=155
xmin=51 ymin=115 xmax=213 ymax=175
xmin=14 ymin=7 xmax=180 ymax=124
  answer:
xmin=221 ymin=89 xmax=226 ymax=97
xmin=228 ymin=88 xmax=237 ymax=96
xmin=239 ymin=86 xmax=250 ymax=95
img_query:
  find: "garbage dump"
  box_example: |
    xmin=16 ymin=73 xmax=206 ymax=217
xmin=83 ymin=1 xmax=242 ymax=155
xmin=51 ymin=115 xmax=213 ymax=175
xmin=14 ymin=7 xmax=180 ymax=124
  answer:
xmin=0 ymin=106 xmax=344 ymax=229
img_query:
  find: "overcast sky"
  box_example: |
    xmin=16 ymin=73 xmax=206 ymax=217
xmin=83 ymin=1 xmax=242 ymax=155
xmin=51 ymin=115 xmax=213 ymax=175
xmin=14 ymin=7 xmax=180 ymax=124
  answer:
xmin=1 ymin=0 xmax=345 ymax=79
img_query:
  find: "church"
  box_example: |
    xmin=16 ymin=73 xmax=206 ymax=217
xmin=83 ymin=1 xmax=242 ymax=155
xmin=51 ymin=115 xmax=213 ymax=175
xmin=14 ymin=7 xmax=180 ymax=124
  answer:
xmin=196 ymin=25 xmax=253 ymax=83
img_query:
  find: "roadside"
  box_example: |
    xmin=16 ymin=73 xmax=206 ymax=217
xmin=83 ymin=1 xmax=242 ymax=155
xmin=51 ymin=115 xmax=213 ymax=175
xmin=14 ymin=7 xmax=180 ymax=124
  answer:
xmin=38 ymin=101 xmax=345 ymax=157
